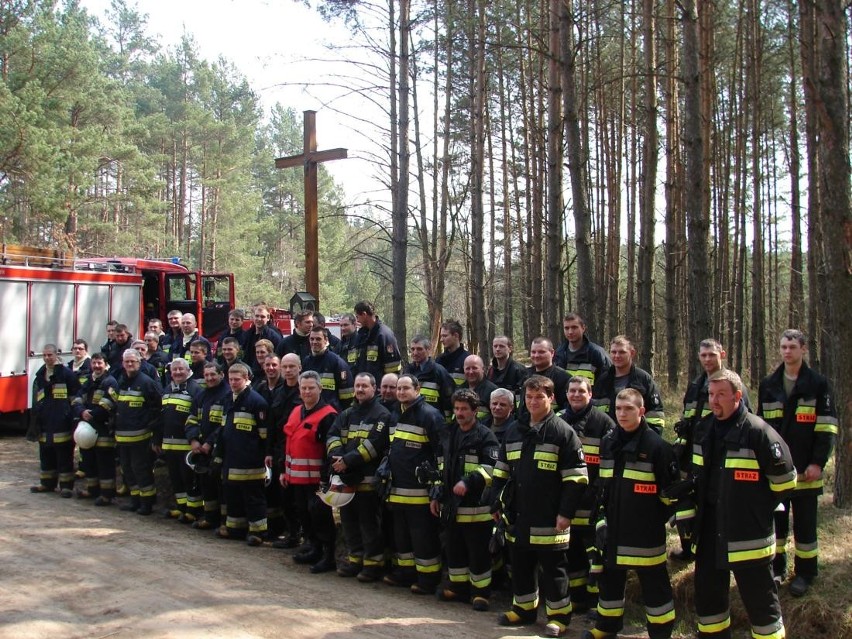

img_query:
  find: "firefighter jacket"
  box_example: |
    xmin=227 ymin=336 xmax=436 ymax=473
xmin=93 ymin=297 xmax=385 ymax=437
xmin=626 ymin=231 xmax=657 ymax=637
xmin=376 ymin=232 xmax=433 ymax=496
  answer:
xmin=335 ymin=332 xmax=359 ymax=368
xmin=491 ymin=411 xmax=588 ymax=549
xmin=303 ymin=349 xmax=354 ymax=410
xmin=757 ymin=362 xmax=837 ymax=494
xmin=436 ymin=346 xmax=470 ymax=387
xmin=353 ymin=318 xmax=402 ymax=381
xmin=72 ymin=372 xmax=118 ymax=438
xmin=115 ymin=360 xmax=161 ymax=390
xmin=467 ymin=379 xmax=498 ymax=422
xmin=159 ymin=329 xmax=181 ymax=356
xmin=690 ymin=405 xmax=796 ymax=568
xmin=32 ymin=364 xmax=81 ymax=445
xmin=592 ymin=364 xmax=666 ymax=433
xmin=558 ymin=402 xmax=616 ymax=527
xmin=216 ymin=387 xmax=269 ymax=483
xmin=106 ymin=337 xmax=133 ymax=372
xmin=147 ymin=350 xmax=169 ymax=385
xmin=276 ymin=330 xmax=311 ymax=361
xmin=486 ymin=356 xmax=528 ymax=395
xmin=67 ymin=357 xmax=92 ymax=386
xmin=437 ymin=420 xmax=499 ymax=524
xmin=242 ymin=324 xmax=283 ymax=371
xmin=284 ymin=401 xmax=337 ymax=485
xmin=184 ymin=381 xmax=230 ymax=447
xmin=387 ymin=395 xmax=445 ymax=506
xmin=112 ymin=371 xmax=162 ymax=445
xmin=554 ymin=336 xmax=612 ymax=388
xmin=404 ymin=358 xmax=454 ymax=416
xmin=327 ymin=394 xmax=391 ymax=490
xmin=482 ymin=415 xmax=517 ymax=446
xmin=160 ymin=379 xmax=202 ymax=451
xmin=597 ymin=419 xmax=679 ymax=569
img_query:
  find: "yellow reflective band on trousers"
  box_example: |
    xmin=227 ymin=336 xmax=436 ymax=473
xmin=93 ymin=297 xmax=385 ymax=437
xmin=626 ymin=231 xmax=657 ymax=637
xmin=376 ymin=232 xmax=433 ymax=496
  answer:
xmin=698 ymin=612 xmax=731 ymax=634
xmin=751 ymin=619 xmax=785 ymax=639
xmin=794 ymin=540 xmax=818 ymax=559
xmin=415 ymin=556 xmax=441 ymax=573
xmin=513 ymin=591 xmax=538 ymax=611
xmin=388 ymin=487 xmax=430 ymax=505
xmin=646 ymin=601 xmax=675 ymax=625
xmin=529 ymin=526 xmax=570 ymax=546
xmin=727 ymin=535 xmax=775 ymax=564
xmin=597 ymin=597 xmax=625 ymax=617
xmin=615 ymin=544 xmax=667 ymax=567
xmin=115 ymin=430 xmax=152 ymax=444
xmin=228 ymin=467 xmax=266 ymax=481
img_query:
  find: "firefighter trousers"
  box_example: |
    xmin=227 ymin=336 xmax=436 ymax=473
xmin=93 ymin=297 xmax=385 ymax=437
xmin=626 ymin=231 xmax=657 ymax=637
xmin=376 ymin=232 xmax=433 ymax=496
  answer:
xmin=291 ymin=483 xmax=336 ymax=548
xmin=774 ymin=492 xmax=818 ymax=579
xmin=444 ymin=520 xmax=492 ymax=599
xmin=696 ymin=520 xmax=783 ymax=639
xmin=163 ymin=450 xmax=194 ymax=513
xmin=118 ymin=442 xmax=156 ymax=506
xmin=340 ymin=491 xmax=385 ymax=569
xmin=38 ymin=441 xmax=75 ymax=491
xmin=595 ymin=564 xmax=674 ymax=639
xmin=79 ymin=444 xmax=116 ymax=498
xmin=223 ymin=479 xmax=267 ymax=537
xmin=391 ymin=502 xmax=441 ymax=590
xmin=509 ymin=545 xmax=571 ymax=625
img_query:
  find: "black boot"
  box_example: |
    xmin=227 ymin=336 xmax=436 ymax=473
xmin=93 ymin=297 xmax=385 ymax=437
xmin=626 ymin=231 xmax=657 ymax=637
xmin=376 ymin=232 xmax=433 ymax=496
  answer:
xmin=293 ymin=544 xmax=322 ymax=565
xmin=120 ymin=496 xmax=141 ymax=512
xmin=310 ymin=545 xmax=336 ymax=574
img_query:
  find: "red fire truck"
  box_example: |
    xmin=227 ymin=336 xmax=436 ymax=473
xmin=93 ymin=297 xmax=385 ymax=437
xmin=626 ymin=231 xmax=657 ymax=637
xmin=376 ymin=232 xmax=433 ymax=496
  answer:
xmin=0 ymin=245 xmax=234 ymax=417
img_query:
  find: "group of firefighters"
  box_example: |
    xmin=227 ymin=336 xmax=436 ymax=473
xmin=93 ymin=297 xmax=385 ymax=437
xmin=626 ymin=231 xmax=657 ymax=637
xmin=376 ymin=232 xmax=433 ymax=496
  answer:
xmin=28 ymin=303 xmax=837 ymax=639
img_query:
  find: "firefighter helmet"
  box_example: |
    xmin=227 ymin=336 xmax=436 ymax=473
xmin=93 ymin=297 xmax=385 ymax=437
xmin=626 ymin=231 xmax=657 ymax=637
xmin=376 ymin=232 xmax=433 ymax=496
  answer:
xmin=74 ymin=421 xmax=98 ymax=449
xmin=318 ymin=475 xmax=356 ymax=508
xmin=185 ymin=450 xmax=211 ymax=474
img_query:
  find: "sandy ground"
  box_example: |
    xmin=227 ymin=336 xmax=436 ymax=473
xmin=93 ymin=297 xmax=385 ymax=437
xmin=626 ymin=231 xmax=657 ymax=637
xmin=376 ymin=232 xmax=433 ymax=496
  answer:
xmin=0 ymin=434 xmax=645 ymax=639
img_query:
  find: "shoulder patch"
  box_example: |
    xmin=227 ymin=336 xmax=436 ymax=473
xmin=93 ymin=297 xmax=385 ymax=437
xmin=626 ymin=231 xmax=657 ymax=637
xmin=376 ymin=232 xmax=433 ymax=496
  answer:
xmin=577 ymin=448 xmax=584 ymax=462
xmin=376 ymin=421 xmax=385 ymax=432
xmin=770 ymin=441 xmax=783 ymax=461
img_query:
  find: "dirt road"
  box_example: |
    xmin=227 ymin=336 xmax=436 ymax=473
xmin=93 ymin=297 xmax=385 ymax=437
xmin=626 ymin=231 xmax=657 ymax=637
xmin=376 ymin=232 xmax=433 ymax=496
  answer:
xmin=0 ymin=435 xmax=623 ymax=639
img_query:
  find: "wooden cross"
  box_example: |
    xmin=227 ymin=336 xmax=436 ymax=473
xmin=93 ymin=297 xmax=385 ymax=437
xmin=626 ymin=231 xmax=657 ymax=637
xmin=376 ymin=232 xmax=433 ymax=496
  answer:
xmin=274 ymin=110 xmax=347 ymax=300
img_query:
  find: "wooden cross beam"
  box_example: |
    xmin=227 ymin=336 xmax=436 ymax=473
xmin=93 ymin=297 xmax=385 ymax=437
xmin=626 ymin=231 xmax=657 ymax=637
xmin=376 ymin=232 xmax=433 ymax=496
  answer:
xmin=274 ymin=110 xmax=347 ymax=301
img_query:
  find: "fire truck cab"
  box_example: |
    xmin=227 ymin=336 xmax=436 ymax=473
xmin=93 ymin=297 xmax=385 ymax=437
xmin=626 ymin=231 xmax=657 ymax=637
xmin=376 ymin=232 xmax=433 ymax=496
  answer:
xmin=0 ymin=245 xmax=234 ymax=418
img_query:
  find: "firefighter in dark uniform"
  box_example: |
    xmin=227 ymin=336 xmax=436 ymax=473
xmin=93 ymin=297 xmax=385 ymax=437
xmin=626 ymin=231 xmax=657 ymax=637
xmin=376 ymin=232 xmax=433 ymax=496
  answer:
xmin=435 ymin=319 xmax=470 ymax=387
xmin=592 ymin=335 xmax=665 ymax=433
xmin=216 ymin=309 xmax=248 ymax=358
xmin=384 ymin=374 xmax=445 ymax=594
xmin=557 ymin=376 xmax=616 ymax=612
xmin=113 ymin=348 xmax=162 ymax=515
xmin=352 ymin=300 xmax=402 ymax=382
xmin=463 ymin=354 xmax=498 ymax=422
xmin=276 ymin=310 xmax=314 ymax=361
xmin=484 ymin=387 xmax=517 ymax=445
xmin=282 ymin=371 xmax=339 ymax=572
xmin=690 ymin=369 xmax=796 ymax=639
xmin=328 ymin=372 xmax=391 ymax=581
xmin=492 ymin=375 xmax=588 ymax=638
xmin=30 ymin=344 xmax=81 ymax=496
xmin=757 ymin=329 xmax=837 ymax=596
xmin=71 ymin=352 xmax=118 ymax=503
xmin=583 ymin=388 xmax=678 ymax=639
xmin=267 ymin=353 xmax=304 ymax=548
xmin=214 ymin=363 xmax=269 ymax=546
xmin=160 ymin=310 xmax=183 ymax=356
xmin=404 ymin=335 xmax=454 ymax=419
xmin=486 ymin=335 xmax=528 ymax=396
xmin=334 ymin=312 xmax=359 ymax=368
xmin=185 ymin=362 xmax=230 ymax=529
xmin=672 ymin=339 xmax=752 ymax=560
xmin=68 ymin=339 xmax=92 ymax=386
xmin=522 ymin=337 xmax=571 ymax=414
xmin=159 ymin=358 xmax=202 ymax=522
xmin=217 ymin=337 xmax=244 ymax=378
xmin=144 ymin=332 xmax=169 ymax=384
xmin=242 ymin=304 xmax=283 ymax=372
xmin=170 ymin=313 xmax=213 ymax=364
xmin=433 ymin=389 xmax=499 ymax=612
xmin=553 ymin=313 xmax=611 ymax=388
xmin=302 ymin=326 xmax=354 ymax=410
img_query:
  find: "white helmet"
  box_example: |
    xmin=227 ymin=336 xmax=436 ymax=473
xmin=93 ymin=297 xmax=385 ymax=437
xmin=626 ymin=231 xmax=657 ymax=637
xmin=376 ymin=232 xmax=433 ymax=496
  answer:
xmin=185 ymin=451 xmax=211 ymax=474
xmin=74 ymin=421 xmax=98 ymax=450
xmin=318 ymin=475 xmax=356 ymax=508
xmin=264 ymin=464 xmax=273 ymax=487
